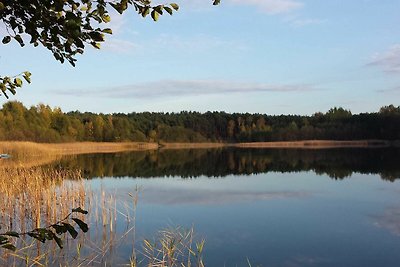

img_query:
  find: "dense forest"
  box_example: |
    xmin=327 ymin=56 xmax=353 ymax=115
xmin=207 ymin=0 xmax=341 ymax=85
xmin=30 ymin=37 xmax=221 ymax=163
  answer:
xmin=0 ymin=101 xmax=399 ymax=143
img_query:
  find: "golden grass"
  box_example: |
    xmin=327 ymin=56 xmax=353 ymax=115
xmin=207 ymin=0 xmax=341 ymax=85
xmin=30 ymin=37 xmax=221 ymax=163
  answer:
xmin=0 ymin=167 xmax=88 ymax=266
xmin=0 ymin=141 xmax=159 ymax=168
xmin=0 ymin=164 xmax=204 ymax=266
xmin=0 ymin=167 xmax=85 ymax=233
xmin=160 ymin=142 xmax=225 ymax=149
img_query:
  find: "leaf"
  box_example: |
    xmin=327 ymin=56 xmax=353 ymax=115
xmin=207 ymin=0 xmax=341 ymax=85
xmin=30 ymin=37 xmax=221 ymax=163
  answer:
xmin=14 ymin=78 xmax=23 ymax=87
xmin=72 ymin=207 xmax=88 ymax=214
xmin=102 ymin=14 xmax=111 ymax=23
xmin=110 ymin=3 xmax=123 ymax=14
xmin=72 ymin=218 xmax=89 ymax=233
xmin=62 ymin=223 xmax=78 ymax=239
xmin=23 ymin=75 xmax=31 ymax=84
xmin=142 ymin=6 xmax=150 ymax=17
xmin=3 ymin=231 xmax=19 ymax=238
xmin=154 ymin=5 xmax=164 ymax=15
xmin=170 ymin=3 xmax=179 ymax=11
xmin=53 ymin=235 xmax=63 ymax=249
xmin=92 ymin=42 xmax=101 ymax=49
xmin=14 ymin=35 xmax=24 ymax=46
xmin=27 ymin=232 xmax=45 ymax=243
xmin=0 ymin=2 xmax=4 ymax=11
xmin=51 ymin=224 xmax=68 ymax=235
xmin=102 ymin=28 xmax=113 ymax=34
xmin=164 ymin=6 xmax=173 ymax=15
xmin=151 ymin=10 xmax=159 ymax=21
xmin=23 ymin=71 xmax=32 ymax=77
xmin=1 ymin=244 xmax=16 ymax=251
xmin=2 ymin=36 xmax=11 ymax=44
xmin=0 ymin=236 xmax=8 ymax=244
xmin=213 ymin=0 xmax=221 ymax=5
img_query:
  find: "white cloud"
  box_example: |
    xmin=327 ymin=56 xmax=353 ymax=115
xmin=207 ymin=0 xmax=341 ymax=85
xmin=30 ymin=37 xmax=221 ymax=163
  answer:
xmin=229 ymin=0 xmax=303 ymax=14
xmin=57 ymin=79 xmax=315 ymax=99
xmin=129 ymin=187 xmax=311 ymax=205
xmin=368 ymin=44 xmax=400 ymax=73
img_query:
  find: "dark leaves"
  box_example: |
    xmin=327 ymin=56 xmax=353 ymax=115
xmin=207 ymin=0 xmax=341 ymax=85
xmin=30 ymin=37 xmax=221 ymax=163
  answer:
xmin=0 ymin=208 xmax=88 ymax=251
xmin=72 ymin=218 xmax=89 ymax=233
xmin=72 ymin=207 xmax=88 ymax=214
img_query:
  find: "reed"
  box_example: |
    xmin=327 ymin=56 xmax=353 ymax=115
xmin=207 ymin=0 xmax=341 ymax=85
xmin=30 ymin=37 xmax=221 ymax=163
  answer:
xmin=0 ymin=164 xmax=206 ymax=266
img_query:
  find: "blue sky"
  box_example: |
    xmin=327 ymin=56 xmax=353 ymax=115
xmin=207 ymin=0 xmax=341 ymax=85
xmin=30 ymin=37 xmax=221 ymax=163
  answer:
xmin=1 ymin=0 xmax=399 ymax=115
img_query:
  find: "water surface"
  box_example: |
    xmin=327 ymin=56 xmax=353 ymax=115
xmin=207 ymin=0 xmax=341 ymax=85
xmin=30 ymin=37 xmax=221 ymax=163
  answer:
xmin=54 ymin=148 xmax=400 ymax=266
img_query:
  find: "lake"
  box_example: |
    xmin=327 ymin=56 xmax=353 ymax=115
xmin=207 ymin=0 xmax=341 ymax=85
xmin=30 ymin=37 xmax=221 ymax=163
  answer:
xmin=42 ymin=147 xmax=400 ymax=266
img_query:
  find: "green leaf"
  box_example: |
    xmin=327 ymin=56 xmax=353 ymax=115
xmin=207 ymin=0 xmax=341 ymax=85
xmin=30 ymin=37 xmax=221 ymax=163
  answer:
xmin=102 ymin=28 xmax=113 ymax=34
xmin=72 ymin=207 xmax=88 ymax=214
xmin=0 ymin=2 xmax=4 ymax=11
xmin=2 ymin=36 xmax=11 ymax=44
xmin=23 ymin=71 xmax=32 ymax=77
xmin=154 ymin=5 xmax=164 ymax=15
xmin=151 ymin=10 xmax=159 ymax=21
xmin=102 ymin=14 xmax=111 ymax=23
xmin=142 ymin=6 xmax=150 ymax=17
xmin=164 ymin=6 xmax=173 ymax=15
xmin=14 ymin=78 xmax=23 ymax=87
xmin=170 ymin=3 xmax=179 ymax=11
xmin=23 ymin=75 xmax=31 ymax=84
xmin=72 ymin=218 xmax=89 ymax=233
xmin=110 ymin=3 xmax=123 ymax=14
xmin=92 ymin=42 xmax=101 ymax=49
xmin=3 ymin=231 xmax=20 ymax=238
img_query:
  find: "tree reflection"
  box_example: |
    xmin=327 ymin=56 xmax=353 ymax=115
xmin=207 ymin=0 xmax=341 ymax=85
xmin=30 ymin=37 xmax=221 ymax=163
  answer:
xmin=50 ymin=148 xmax=400 ymax=181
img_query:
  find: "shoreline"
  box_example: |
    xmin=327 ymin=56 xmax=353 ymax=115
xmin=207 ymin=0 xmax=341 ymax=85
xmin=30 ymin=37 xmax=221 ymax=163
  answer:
xmin=0 ymin=140 xmax=397 ymax=168
xmin=0 ymin=140 xmax=397 ymax=157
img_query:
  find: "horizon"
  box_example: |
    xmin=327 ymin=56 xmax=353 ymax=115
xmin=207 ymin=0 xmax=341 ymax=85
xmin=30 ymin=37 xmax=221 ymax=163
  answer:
xmin=1 ymin=1 xmax=399 ymax=114
xmin=1 ymin=100 xmax=397 ymax=116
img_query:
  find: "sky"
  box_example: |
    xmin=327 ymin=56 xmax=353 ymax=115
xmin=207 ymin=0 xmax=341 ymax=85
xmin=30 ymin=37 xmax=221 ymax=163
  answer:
xmin=1 ymin=0 xmax=400 ymax=115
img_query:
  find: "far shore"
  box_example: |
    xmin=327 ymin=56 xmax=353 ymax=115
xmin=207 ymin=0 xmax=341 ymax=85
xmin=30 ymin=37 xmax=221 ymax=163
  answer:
xmin=161 ymin=140 xmax=398 ymax=149
xmin=0 ymin=139 xmax=398 ymax=157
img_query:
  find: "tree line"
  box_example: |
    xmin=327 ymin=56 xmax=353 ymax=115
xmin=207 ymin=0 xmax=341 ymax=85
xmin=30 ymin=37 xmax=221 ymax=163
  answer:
xmin=0 ymin=101 xmax=399 ymax=143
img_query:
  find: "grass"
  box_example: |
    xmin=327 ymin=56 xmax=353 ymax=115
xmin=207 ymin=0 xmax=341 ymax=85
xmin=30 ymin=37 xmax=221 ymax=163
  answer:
xmin=0 ymin=164 xmax=206 ymax=266
xmin=0 ymin=141 xmax=159 ymax=168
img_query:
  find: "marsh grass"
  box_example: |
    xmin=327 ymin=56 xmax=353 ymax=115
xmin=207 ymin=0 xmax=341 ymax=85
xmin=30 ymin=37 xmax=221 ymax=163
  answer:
xmin=0 ymin=165 xmax=206 ymax=266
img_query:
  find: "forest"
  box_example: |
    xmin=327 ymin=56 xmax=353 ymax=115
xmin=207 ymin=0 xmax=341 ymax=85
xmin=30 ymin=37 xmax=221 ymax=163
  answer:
xmin=0 ymin=101 xmax=399 ymax=143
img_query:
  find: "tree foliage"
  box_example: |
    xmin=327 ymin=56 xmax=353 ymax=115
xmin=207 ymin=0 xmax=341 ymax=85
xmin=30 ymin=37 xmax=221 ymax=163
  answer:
xmin=0 ymin=101 xmax=399 ymax=143
xmin=1 ymin=0 xmax=215 ymax=97
xmin=0 ymin=207 xmax=88 ymax=251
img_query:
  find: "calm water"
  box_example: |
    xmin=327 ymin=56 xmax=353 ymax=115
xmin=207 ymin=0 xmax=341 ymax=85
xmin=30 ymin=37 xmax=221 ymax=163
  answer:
xmin=54 ymin=148 xmax=400 ymax=266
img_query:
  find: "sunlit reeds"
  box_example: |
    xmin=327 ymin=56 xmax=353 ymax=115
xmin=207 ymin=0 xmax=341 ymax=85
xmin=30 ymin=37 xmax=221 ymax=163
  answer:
xmin=0 ymin=143 xmax=207 ymax=266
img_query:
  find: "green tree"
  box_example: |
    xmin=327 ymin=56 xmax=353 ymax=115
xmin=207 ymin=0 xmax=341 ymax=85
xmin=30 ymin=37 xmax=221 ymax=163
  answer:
xmin=1 ymin=0 xmax=207 ymax=98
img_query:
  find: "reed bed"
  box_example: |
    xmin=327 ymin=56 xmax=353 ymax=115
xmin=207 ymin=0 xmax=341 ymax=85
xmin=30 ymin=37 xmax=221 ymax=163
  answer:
xmin=0 ymin=166 xmax=205 ymax=266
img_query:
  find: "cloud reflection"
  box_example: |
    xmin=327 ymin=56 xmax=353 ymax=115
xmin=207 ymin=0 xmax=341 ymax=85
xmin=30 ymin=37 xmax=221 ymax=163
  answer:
xmin=372 ymin=206 xmax=400 ymax=236
xmin=133 ymin=187 xmax=311 ymax=205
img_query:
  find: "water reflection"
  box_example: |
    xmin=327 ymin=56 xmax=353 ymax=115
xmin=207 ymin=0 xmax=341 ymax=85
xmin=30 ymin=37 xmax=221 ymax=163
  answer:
xmin=50 ymin=148 xmax=400 ymax=181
